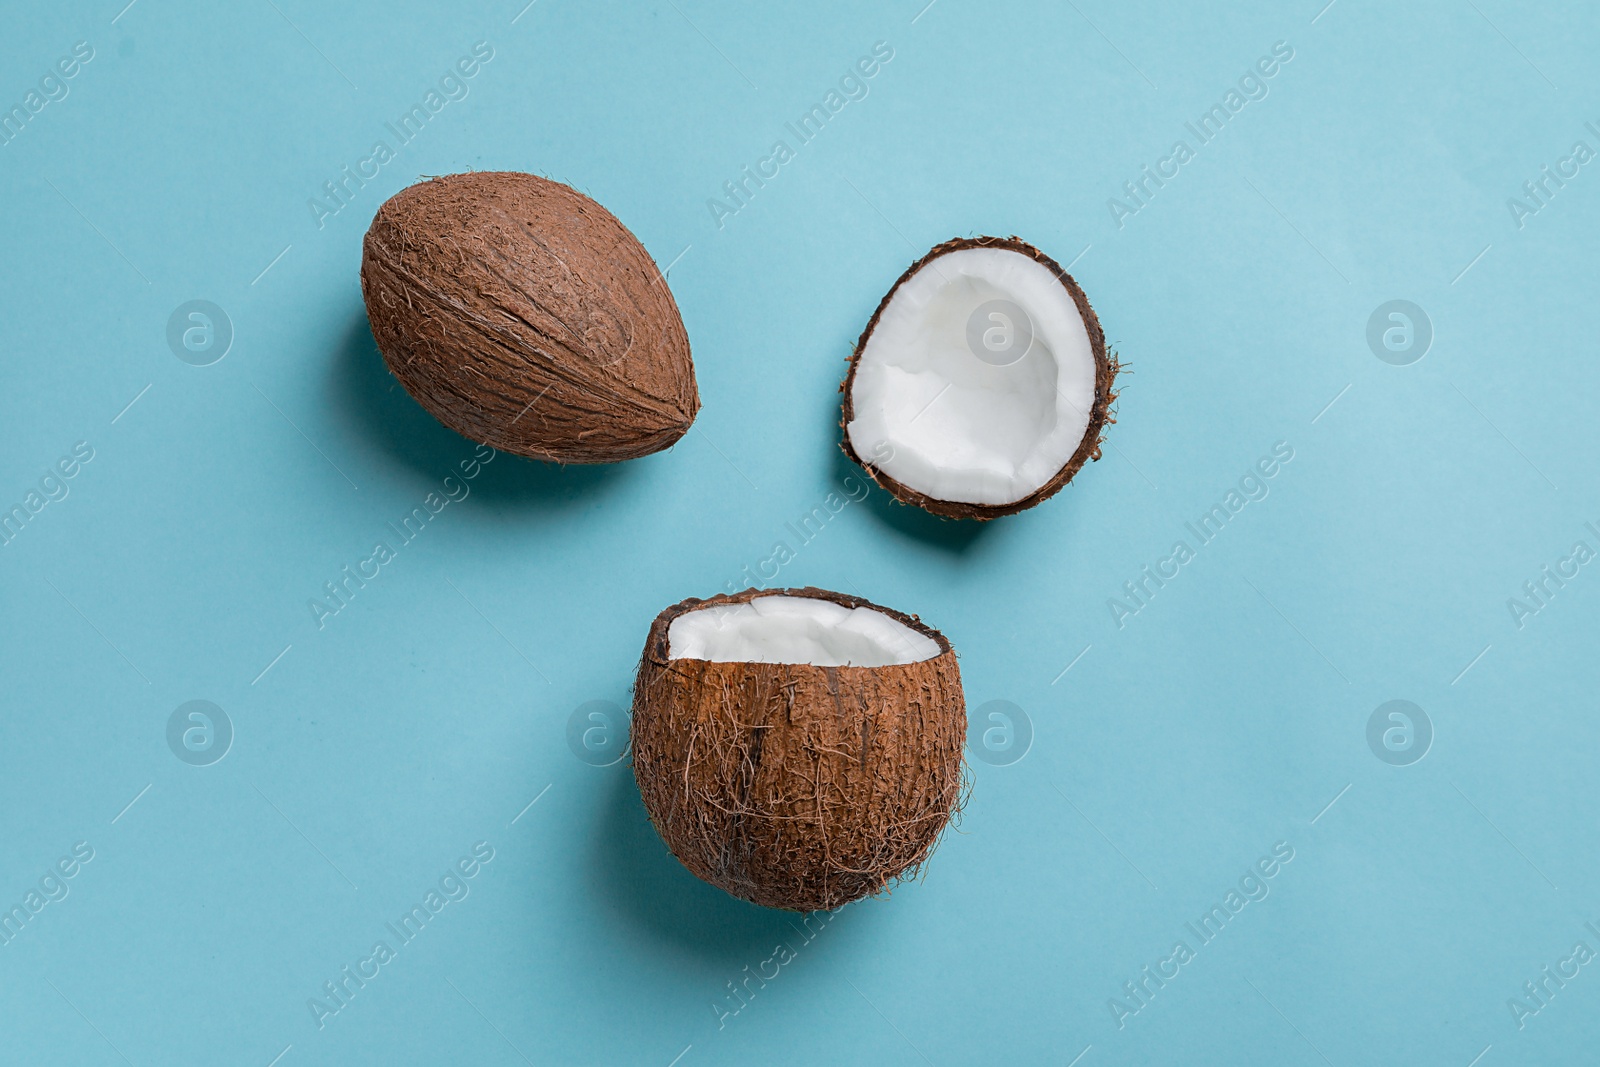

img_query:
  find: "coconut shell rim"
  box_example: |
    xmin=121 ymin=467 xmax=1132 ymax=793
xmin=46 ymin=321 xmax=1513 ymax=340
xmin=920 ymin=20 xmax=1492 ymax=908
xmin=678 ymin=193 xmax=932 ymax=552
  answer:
xmin=839 ymin=234 xmax=1118 ymax=520
xmin=642 ymin=585 xmax=955 ymax=667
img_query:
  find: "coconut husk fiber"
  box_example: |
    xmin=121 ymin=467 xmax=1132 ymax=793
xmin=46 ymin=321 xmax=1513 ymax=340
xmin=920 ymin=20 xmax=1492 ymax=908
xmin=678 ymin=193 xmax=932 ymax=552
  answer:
xmin=840 ymin=234 xmax=1118 ymax=519
xmin=361 ymin=171 xmax=699 ymax=463
xmin=632 ymin=587 xmax=968 ymax=911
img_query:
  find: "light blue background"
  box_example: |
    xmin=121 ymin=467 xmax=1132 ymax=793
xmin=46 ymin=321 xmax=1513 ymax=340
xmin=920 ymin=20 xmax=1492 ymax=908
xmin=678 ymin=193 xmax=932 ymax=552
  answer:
xmin=3 ymin=1 xmax=1598 ymax=1064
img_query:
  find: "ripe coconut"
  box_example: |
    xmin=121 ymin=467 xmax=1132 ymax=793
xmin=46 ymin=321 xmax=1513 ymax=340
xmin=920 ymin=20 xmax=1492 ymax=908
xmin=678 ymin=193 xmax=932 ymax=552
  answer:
xmin=632 ymin=587 xmax=966 ymax=911
xmin=360 ymin=172 xmax=699 ymax=463
xmin=841 ymin=235 xmax=1117 ymax=519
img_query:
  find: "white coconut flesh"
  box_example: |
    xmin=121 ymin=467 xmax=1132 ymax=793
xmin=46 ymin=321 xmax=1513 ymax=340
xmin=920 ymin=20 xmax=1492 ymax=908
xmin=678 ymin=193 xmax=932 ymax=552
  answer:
xmin=668 ymin=596 xmax=940 ymax=667
xmin=846 ymin=246 xmax=1098 ymax=507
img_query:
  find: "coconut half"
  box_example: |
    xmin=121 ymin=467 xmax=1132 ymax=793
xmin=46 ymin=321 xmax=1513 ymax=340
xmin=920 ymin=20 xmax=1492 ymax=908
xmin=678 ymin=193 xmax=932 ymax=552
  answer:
xmin=841 ymin=236 xmax=1117 ymax=519
xmin=361 ymin=172 xmax=699 ymax=464
xmin=632 ymin=587 xmax=966 ymax=911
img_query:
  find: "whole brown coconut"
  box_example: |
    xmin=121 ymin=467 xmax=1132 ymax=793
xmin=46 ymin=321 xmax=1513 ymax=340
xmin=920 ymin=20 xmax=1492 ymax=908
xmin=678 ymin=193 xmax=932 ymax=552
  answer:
xmin=632 ymin=587 xmax=967 ymax=911
xmin=840 ymin=235 xmax=1118 ymax=519
xmin=360 ymin=172 xmax=699 ymax=463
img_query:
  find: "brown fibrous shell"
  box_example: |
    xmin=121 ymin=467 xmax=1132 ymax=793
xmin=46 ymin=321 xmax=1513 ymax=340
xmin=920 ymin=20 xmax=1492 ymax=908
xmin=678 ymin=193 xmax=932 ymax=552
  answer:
xmin=361 ymin=171 xmax=699 ymax=464
xmin=631 ymin=587 xmax=968 ymax=911
xmin=840 ymin=235 xmax=1119 ymax=519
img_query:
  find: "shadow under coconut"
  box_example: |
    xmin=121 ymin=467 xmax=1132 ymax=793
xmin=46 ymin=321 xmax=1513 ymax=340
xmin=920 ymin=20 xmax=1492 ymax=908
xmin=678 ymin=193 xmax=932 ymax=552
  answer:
xmin=331 ymin=310 xmax=636 ymax=509
xmin=827 ymin=426 xmax=995 ymax=555
xmin=585 ymin=765 xmax=804 ymax=961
